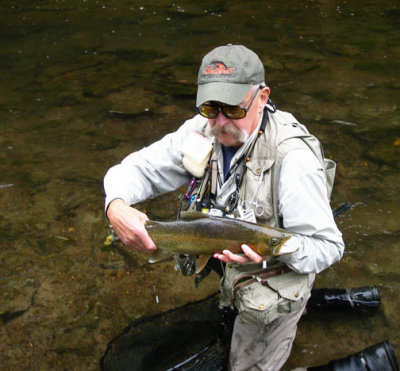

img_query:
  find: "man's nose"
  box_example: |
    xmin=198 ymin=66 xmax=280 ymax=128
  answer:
xmin=215 ymin=111 xmax=229 ymax=126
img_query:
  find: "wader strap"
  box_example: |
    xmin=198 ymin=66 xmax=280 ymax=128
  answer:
xmin=210 ymin=151 xmax=218 ymax=200
xmin=197 ymin=168 xmax=210 ymax=204
xmin=231 ymin=265 xmax=291 ymax=303
xmin=244 ymin=108 xmax=269 ymax=163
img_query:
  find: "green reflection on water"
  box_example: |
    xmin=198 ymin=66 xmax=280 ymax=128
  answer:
xmin=0 ymin=0 xmax=399 ymax=369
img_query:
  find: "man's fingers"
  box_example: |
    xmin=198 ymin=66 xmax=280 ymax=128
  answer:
xmin=241 ymin=244 xmax=264 ymax=263
xmin=135 ymin=228 xmax=157 ymax=251
xmin=107 ymin=202 xmax=157 ymax=252
xmin=213 ymin=250 xmax=250 ymax=264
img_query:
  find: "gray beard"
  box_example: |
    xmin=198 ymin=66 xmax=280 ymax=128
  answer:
xmin=210 ymin=124 xmax=249 ymax=145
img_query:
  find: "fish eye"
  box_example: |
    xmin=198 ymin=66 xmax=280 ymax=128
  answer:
xmin=271 ymin=238 xmax=279 ymax=246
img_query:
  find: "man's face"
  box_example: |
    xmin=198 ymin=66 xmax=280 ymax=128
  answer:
xmin=207 ymin=86 xmax=270 ymax=148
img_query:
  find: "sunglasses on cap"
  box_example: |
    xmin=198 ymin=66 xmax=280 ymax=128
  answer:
xmin=197 ymin=83 xmax=265 ymax=120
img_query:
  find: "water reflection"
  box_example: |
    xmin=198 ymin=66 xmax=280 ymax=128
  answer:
xmin=0 ymin=0 xmax=399 ymax=369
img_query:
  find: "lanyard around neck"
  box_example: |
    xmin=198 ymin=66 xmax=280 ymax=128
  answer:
xmin=216 ymin=108 xmax=270 ymax=214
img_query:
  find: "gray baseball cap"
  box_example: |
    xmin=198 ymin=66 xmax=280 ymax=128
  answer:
xmin=196 ymin=44 xmax=265 ymax=107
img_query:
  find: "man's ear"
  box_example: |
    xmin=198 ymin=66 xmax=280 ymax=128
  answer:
xmin=259 ymin=86 xmax=270 ymax=106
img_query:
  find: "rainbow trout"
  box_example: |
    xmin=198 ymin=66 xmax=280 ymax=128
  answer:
xmin=145 ymin=212 xmax=292 ymax=273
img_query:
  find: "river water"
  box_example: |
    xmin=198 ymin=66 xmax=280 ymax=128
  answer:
xmin=1 ymin=0 xmax=399 ymax=369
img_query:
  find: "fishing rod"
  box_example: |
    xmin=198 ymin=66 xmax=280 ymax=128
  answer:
xmin=333 ymin=202 xmax=351 ymax=219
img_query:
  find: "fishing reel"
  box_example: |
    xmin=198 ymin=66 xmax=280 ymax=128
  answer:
xmin=174 ymin=254 xmax=197 ymax=276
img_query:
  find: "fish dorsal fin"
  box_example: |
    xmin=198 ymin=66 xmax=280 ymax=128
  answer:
xmin=179 ymin=211 xmax=209 ymax=221
xmin=195 ymin=255 xmax=210 ymax=274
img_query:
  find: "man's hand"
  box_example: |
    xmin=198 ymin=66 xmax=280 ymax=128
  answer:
xmin=106 ymin=199 xmax=157 ymax=252
xmin=213 ymin=244 xmax=264 ymax=264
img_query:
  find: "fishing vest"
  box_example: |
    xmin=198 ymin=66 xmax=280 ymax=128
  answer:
xmin=179 ymin=106 xmax=336 ymax=228
xmin=178 ymin=107 xmax=334 ymax=317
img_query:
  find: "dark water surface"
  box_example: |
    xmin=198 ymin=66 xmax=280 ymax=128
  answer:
xmin=1 ymin=0 xmax=399 ymax=369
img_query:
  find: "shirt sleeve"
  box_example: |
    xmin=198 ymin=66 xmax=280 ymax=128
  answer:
xmin=103 ymin=117 xmax=203 ymax=210
xmin=276 ymin=148 xmax=345 ymax=274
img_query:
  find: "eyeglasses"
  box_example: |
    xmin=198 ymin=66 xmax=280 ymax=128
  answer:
xmin=197 ymin=84 xmax=264 ymax=120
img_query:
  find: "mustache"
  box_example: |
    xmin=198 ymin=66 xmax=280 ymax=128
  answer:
xmin=210 ymin=124 xmax=249 ymax=143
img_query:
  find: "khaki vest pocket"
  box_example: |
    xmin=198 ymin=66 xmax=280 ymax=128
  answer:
xmin=234 ymin=271 xmax=311 ymax=325
xmin=241 ymin=158 xmax=275 ymax=222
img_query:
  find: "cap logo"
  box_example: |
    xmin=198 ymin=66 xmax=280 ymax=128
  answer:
xmin=203 ymin=62 xmax=235 ymax=75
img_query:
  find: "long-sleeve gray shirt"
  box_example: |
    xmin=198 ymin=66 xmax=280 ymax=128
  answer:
xmin=104 ymin=113 xmax=344 ymax=274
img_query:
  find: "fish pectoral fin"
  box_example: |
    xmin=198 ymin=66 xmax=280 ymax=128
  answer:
xmin=195 ymin=255 xmax=211 ymax=274
xmin=148 ymin=250 xmax=173 ymax=264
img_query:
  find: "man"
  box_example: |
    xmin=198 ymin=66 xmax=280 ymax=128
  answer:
xmin=104 ymin=44 xmax=344 ymax=370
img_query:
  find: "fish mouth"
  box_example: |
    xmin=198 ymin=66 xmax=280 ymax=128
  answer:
xmin=272 ymin=235 xmax=292 ymax=256
xmin=144 ymin=220 xmax=152 ymax=230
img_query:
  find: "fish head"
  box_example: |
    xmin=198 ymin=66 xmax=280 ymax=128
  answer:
xmin=270 ymin=234 xmax=292 ymax=256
